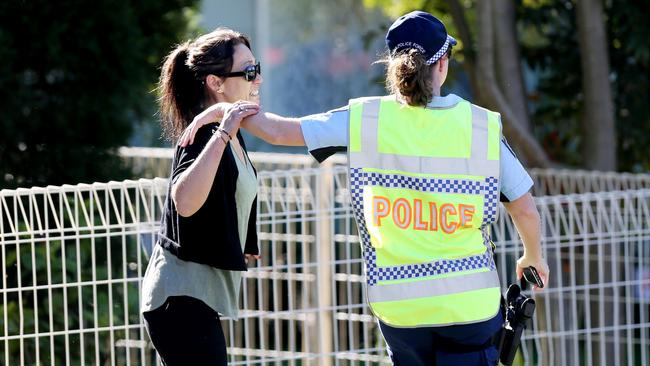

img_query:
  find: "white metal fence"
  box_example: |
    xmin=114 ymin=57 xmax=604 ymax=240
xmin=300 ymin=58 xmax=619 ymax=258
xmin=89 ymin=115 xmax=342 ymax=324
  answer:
xmin=2 ymin=159 xmax=650 ymax=365
xmin=119 ymin=147 xmax=650 ymax=196
xmin=118 ymin=147 xmax=330 ymax=178
xmin=529 ymin=168 xmax=650 ymax=196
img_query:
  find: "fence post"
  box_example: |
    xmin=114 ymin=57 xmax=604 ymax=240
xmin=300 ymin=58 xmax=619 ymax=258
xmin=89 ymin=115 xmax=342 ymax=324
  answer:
xmin=316 ymin=162 xmax=334 ymax=366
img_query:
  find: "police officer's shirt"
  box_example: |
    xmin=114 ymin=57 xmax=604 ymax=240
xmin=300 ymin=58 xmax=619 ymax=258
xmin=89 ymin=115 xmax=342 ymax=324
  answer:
xmin=299 ymin=94 xmax=533 ymax=202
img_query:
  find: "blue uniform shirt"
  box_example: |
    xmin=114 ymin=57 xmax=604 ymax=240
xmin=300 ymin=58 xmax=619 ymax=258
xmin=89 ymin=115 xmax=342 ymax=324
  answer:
xmin=299 ymin=94 xmax=533 ymax=202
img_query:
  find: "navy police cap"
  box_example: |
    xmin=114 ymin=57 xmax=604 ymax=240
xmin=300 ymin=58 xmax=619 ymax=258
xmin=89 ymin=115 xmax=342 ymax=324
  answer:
xmin=385 ymin=11 xmax=457 ymax=65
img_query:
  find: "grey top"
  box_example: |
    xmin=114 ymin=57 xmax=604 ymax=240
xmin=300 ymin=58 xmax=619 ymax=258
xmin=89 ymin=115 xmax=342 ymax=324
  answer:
xmin=299 ymin=94 xmax=534 ymax=201
xmin=140 ymin=149 xmax=258 ymax=319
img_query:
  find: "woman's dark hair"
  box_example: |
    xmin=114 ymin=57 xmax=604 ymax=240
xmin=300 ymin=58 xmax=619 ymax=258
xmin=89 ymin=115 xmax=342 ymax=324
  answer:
xmin=380 ymin=48 xmax=434 ymax=107
xmin=158 ymin=28 xmax=251 ymax=141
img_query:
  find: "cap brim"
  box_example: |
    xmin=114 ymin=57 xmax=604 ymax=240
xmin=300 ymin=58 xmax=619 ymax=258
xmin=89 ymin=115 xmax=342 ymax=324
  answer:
xmin=448 ymin=35 xmax=457 ymax=46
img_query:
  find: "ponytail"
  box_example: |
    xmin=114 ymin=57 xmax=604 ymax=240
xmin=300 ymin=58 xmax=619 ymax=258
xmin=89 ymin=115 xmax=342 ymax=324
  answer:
xmin=158 ymin=41 xmax=205 ymax=141
xmin=383 ymin=49 xmax=434 ymax=107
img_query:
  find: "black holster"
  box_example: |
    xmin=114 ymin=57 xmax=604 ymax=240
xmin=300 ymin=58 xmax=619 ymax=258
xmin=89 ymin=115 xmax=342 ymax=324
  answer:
xmin=497 ymin=284 xmax=536 ymax=366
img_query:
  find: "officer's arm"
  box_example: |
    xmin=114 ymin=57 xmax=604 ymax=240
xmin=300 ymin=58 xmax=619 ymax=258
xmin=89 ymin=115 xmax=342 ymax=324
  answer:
xmin=503 ymin=193 xmax=550 ymax=289
xmin=241 ymin=112 xmax=306 ymax=146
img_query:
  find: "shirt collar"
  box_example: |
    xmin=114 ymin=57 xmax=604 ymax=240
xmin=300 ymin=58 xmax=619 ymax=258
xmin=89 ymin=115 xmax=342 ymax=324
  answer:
xmin=427 ymin=93 xmax=463 ymax=108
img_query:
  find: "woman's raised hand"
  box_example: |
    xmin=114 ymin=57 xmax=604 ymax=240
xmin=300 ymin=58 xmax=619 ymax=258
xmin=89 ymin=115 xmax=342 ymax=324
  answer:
xmin=178 ymin=101 xmax=259 ymax=147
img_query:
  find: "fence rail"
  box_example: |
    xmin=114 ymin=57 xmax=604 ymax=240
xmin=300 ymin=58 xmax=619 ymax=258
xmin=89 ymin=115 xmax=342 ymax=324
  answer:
xmin=2 ymin=161 xmax=650 ymax=365
xmin=119 ymin=147 xmax=650 ymax=196
xmin=529 ymin=168 xmax=650 ymax=196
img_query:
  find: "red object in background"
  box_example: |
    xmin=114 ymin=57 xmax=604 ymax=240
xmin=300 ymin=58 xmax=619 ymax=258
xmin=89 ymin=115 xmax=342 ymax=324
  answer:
xmin=264 ymin=46 xmax=286 ymax=67
xmin=327 ymin=53 xmax=372 ymax=76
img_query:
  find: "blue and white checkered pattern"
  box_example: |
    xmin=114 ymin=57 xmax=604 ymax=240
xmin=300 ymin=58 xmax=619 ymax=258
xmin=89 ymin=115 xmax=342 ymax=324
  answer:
xmin=481 ymin=228 xmax=497 ymax=271
xmin=426 ymin=37 xmax=451 ymax=65
xmin=482 ymin=177 xmax=499 ymax=225
xmin=349 ymin=168 xmax=371 ymax=247
xmin=376 ymin=250 xmax=493 ymax=281
xmin=479 ymin=177 xmax=499 ymax=273
xmin=365 ymin=172 xmax=482 ymax=194
xmin=348 ymin=168 xmax=498 ymax=285
xmin=350 ymin=168 xmax=380 ymax=284
xmin=363 ymin=249 xmax=378 ymax=285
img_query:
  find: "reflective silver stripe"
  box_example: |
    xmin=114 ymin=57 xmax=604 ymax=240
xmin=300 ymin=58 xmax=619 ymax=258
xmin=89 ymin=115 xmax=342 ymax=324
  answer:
xmin=367 ymin=270 xmax=500 ymax=303
xmin=349 ymin=152 xmax=499 ymax=176
xmin=359 ymin=98 xmax=381 ymax=154
xmin=470 ymin=105 xmax=489 ymax=161
xmin=350 ymin=99 xmax=497 ymax=177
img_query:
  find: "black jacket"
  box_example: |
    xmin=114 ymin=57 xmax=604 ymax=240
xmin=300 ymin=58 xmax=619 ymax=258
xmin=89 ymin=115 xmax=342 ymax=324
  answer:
xmin=158 ymin=123 xmax=258 ymax=271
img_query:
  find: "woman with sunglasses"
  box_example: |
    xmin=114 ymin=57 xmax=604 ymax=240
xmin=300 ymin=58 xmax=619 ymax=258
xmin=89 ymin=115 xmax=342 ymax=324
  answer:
xmin=182 ymin=12 xmax=549 ymax=366
xmin=140 ymin=28 xmax=262 ymax=365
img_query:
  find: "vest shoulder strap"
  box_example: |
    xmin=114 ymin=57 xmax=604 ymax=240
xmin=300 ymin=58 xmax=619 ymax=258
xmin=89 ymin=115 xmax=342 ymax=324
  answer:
xmin=348 ymin=95 xmax=386 ymax=108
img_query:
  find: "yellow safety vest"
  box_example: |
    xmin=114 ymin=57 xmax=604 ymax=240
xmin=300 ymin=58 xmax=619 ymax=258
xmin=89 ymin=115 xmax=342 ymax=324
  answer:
xmin=348 ymin=95 xmax=502 ymax=327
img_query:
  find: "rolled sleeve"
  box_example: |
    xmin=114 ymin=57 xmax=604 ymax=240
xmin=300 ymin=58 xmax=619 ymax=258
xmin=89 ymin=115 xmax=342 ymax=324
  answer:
xmin=499 ymin=139 xmax=533 ymax=202
xmin=299 ymin=107 xmax=349 ymax=162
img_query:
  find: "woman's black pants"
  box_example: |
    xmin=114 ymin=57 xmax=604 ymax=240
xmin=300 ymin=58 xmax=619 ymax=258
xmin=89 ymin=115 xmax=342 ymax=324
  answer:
xmin=143 ymin=296 xmax=227 ymax=366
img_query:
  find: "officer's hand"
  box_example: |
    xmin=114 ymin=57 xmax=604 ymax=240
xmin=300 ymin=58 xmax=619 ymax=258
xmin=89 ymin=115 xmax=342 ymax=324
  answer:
xmin=516 ymin=255 xmax=550 ymax=291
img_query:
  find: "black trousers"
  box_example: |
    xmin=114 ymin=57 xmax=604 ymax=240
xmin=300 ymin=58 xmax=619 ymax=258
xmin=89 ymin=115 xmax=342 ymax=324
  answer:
xmin=378 ymin=312 xmax=503 ymax=366
xmin=143 ymin=296 xmax=227 ymax=366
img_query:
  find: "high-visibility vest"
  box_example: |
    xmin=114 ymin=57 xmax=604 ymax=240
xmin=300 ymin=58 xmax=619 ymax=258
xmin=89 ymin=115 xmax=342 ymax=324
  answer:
xmin=348 ymin=95 xmax=502 ymax=327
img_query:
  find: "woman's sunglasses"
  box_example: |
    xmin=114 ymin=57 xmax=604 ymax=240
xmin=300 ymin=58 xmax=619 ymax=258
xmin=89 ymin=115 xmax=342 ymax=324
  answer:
xmin=222 ymin=62 xmax=261 ymax=82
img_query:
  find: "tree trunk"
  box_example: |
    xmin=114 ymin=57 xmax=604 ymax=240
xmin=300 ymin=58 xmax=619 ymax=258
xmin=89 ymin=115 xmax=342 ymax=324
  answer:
xmin=575 ymin=0 xmax=617 ymax=171
xmin=476 ymin=0 xmax=552 ymax=168
xmin=576 ymin=4 xmax=618 ymax=363
xmin=493 ymin=0 xmax=532 ymax=132
xmin=448 ymin=0 xmax=483 ymax=103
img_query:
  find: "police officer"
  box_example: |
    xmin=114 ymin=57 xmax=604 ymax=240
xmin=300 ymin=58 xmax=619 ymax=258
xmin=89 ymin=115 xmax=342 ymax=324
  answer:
xmin=181 ymin=10 xmax=550 ymax=366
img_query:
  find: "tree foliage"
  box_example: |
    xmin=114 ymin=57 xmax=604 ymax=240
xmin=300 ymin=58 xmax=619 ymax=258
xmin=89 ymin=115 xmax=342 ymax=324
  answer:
xmin=0 ymin=0 xmax=200 ymax=189
xmin=364 ymin=0 xmax=650 ymax=171
xmin=519 ymin=0 xmax=650 ymax=171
